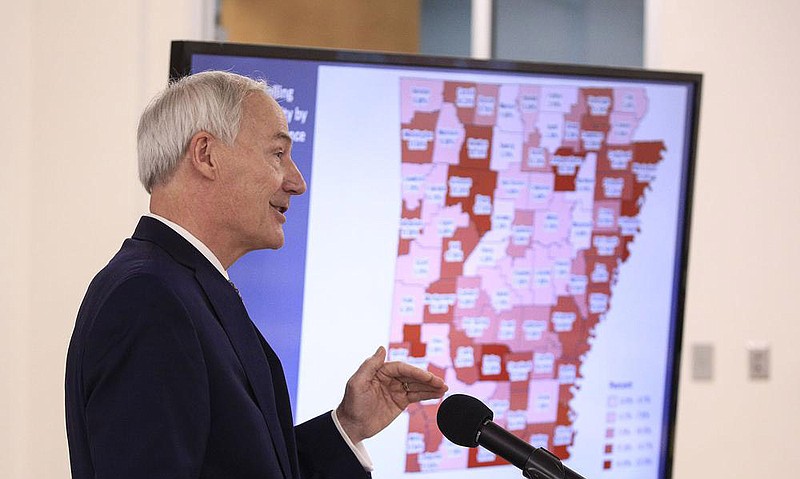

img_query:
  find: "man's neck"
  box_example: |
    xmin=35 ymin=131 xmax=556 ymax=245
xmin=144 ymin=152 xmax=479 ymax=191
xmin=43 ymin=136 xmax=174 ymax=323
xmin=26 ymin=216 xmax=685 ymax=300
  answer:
xmin=145 ymin=212 xmax=230 ymax=280
xmin=149 ymin=194 xmax=244 ymax=270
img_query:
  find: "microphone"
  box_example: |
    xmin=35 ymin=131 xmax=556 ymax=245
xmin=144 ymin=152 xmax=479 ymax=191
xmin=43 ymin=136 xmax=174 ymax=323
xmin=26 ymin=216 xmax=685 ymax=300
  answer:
xmin=436 ymin=394 xmax=587 ymax=479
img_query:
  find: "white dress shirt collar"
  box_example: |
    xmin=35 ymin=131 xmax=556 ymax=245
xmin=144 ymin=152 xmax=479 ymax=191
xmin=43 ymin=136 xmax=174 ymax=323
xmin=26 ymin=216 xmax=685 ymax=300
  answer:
xmin=145 ymin=213 xmax=230 ymax=280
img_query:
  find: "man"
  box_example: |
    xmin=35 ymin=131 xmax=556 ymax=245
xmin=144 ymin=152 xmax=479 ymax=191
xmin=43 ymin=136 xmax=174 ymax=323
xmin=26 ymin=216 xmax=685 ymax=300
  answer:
xmin=65 ymin=71 xmax=447 ymax=478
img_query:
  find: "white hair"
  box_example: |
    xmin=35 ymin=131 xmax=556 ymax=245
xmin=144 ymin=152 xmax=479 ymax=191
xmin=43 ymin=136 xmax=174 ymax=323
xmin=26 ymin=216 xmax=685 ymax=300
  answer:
xmin=137 ymin=71 xmax=267 ymax=193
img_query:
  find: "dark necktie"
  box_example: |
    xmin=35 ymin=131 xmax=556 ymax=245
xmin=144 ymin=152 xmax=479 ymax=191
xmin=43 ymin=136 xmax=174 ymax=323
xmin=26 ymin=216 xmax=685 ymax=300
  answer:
xmin=228 ymin=279 xmax=242 ymax=298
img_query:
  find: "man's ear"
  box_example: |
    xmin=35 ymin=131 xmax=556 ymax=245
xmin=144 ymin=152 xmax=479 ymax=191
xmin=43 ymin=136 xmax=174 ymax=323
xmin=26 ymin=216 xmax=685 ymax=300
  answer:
xmin=187 ymin=131 xmax=218 ymax=181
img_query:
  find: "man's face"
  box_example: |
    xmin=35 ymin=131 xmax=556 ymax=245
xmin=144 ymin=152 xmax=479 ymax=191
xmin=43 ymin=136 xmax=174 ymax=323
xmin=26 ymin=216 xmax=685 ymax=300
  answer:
xmin=215 ymin=92 xmax=306 ymax=252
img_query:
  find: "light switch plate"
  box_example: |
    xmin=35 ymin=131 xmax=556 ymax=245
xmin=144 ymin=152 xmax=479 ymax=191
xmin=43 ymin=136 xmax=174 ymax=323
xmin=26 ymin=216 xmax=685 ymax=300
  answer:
xmin=748 ymin=343 xmax=770 ymax=380
xmin=691 ymin=343 xmax=714 ymax=381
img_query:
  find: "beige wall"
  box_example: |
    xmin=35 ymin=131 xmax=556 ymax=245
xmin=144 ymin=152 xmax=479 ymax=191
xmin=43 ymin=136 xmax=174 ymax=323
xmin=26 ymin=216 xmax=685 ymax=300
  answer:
xmin=1 ymin=2 xmax=33 ymax=477
xmin=0 ymin=1 xmax=206 ymax=476
xmin=647 ymin=0 xmax=800 ymax=477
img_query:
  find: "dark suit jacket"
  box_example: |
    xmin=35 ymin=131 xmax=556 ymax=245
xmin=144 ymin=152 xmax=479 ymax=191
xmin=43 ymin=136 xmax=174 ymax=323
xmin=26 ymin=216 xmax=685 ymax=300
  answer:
xmin=65 ymin=217 xmax=369 ymax=479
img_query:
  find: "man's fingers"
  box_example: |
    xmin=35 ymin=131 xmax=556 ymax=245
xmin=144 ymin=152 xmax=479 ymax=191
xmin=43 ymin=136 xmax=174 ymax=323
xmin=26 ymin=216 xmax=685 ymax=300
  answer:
xmin=405 ymin=390 xmax=446 ymax=403
xmin=371 ymin=345 xmax=387 ymax=364
xmin=394 ymin=376 xmax=447 ymax=391
xmin=375 ymin=358 xmax=448 ymax=408
xmin=352 ymin=346 xmax=387 ymax=380
xmin=379 ymin=362 xmax=448 ymax=397
xmin=380 ymin=360 xmax=444 ymax=384
xmin=397 ymin=381 xmax=448 ymax=394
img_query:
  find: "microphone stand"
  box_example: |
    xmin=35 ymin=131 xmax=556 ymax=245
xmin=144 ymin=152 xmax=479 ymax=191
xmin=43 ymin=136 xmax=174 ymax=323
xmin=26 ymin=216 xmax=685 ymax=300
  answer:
xmin=523 ymin=448 xmax=587 ymax=479
xmin=477 ymin=422 xmax=588 ymax=479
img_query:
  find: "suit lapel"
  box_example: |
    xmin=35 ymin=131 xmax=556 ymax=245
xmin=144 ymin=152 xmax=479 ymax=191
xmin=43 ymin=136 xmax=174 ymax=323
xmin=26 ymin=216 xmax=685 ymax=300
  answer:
xmin=255 ymin=330 xmax=300 ymax=477
xmin=195 ymin=267 xmax=293 ymax=479
xmin=132 ymin=217 xmax=294 ymax=478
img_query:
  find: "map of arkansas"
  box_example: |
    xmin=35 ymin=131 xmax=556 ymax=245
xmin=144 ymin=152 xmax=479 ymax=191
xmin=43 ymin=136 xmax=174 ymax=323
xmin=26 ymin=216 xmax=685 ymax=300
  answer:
xmin=390 ymin=78 xmax=665 ymax=473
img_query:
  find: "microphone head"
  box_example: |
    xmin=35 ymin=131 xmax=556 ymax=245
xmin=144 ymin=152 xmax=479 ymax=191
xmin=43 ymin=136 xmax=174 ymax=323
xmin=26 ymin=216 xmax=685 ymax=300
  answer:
xmin=436 ymin=394 xmax=494 ymax=447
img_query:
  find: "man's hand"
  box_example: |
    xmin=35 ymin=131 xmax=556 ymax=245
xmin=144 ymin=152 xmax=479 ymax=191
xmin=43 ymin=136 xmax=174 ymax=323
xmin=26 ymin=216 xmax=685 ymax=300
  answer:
xmin=335 ymin=346 xmax=448 ymax=443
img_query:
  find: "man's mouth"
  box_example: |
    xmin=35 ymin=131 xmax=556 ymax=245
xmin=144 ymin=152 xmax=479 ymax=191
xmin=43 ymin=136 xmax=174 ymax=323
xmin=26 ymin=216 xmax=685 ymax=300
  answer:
xmin=270 ymin=203 xmax=288 ymax=214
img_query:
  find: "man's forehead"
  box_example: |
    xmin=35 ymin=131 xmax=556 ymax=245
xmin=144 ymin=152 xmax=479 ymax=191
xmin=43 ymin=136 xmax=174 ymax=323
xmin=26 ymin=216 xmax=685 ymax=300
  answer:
xmin=244 ymin=92 xmax=292 ymax=144
xmin=245 ymin=91 xmax=281 ymax=115
xmin=266 ymin=96 xmax=293 ymax=146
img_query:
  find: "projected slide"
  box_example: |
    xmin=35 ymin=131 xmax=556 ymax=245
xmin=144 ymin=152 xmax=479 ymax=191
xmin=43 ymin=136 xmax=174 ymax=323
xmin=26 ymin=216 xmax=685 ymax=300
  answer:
xmin=300 ymin=67 xmax=687 ymax=479
xmin=181 ymin=44 xmax=697 ymax=479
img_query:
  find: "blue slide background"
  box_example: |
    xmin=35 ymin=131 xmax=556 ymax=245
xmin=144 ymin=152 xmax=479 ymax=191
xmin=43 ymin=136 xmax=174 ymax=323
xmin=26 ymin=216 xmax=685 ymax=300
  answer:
xmin=192 ymin=55 xmax=320 ymax=416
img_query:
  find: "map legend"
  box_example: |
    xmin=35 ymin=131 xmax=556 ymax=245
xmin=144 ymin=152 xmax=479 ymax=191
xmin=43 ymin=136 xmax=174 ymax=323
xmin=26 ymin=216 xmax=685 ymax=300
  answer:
xmin=602 ymin=384 xmax=657 ymax=473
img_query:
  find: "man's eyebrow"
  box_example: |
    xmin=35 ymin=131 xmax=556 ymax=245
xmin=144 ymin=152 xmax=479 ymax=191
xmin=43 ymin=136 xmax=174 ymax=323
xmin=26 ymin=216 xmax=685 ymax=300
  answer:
xmin=275 ymin=132 xmax=292 ymax=145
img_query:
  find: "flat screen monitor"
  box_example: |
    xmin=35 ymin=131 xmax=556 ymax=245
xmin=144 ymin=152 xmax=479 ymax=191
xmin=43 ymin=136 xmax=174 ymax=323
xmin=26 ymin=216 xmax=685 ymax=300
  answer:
xmin=170 ymin=41 xmax=700 ymax=479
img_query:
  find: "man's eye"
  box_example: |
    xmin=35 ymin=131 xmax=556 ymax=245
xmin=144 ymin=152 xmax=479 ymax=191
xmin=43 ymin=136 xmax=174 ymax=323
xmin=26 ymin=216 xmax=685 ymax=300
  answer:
xmin=275 ymin=151 xmax=284 ymax=160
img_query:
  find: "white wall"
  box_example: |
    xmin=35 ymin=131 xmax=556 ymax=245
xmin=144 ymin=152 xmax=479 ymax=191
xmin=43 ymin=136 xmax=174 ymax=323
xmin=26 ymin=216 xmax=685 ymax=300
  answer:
xmin=646 ymin=0 xmax=800 ymax=477
xmin=0 ymin=1 xmax=205 ymax=476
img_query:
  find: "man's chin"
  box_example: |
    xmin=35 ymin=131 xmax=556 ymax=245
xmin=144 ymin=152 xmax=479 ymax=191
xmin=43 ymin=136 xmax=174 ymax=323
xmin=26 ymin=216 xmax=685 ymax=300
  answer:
xmin=263 ymin=232 xmax=285 ymax=250
xmin=245 ymin=228 xmax=285 ymax=252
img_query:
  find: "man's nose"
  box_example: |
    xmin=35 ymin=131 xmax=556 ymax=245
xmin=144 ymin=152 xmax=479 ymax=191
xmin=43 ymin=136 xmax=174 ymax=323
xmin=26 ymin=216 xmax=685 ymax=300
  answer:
xmin=284 ymin=158 xmax=307 ymax=195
